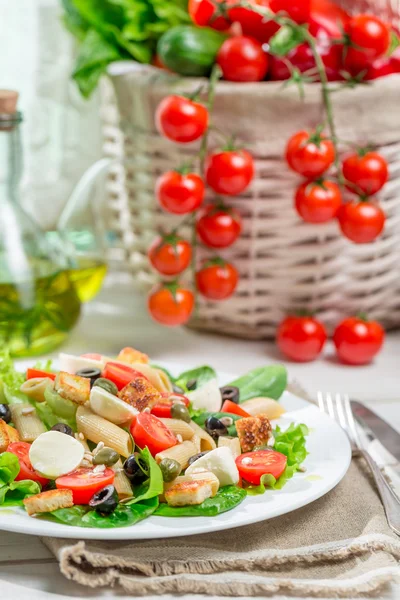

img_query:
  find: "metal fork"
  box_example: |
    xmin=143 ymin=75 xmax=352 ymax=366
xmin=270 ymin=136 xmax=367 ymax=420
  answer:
xmin=317 ymin=392 xmax=400 ymax=537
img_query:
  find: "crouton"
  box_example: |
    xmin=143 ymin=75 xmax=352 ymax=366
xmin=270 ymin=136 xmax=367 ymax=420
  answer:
xmin=54 ymin=372 xmax=90 ymax=405
xmin=165 ymin=479 xmax=214 ymax=507
xmin=23 ymin=489 xmax=73 ymax=516
xmin=0 ymin=420 xmax=20 ymax=452
xmin=236 ymin=415 xmax=272 ymax=453
xmin=118 ymin=377 xmax=161 ymax=412
xmin=117 ymin=347 xmax=149 ymax=365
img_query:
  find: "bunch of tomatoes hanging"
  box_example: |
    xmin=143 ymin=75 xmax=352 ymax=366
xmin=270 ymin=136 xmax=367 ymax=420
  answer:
xmin=146 ymin=0 xmax=398 ymax=365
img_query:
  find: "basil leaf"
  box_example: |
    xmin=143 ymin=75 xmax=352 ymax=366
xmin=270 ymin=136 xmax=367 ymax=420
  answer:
xmin=175 ymin=366 xmax=217 ymax=392
xmin=228 ymin=365 xmax=287 ymax=402
xmin=155 ymin=486 xmax=246 ymax=517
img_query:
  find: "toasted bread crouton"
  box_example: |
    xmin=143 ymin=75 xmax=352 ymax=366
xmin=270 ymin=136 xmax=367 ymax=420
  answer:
xmin=165 ymin=479 xmax=214 ymax=507
xmin=55 ymin=372 xmax=90 ymax=405
xmin=0 ymin=420 xmax=20 ymax=452
xmin=118 ymin=377 xmax=161 ymax=412
xmin=23 ymin=489 xmax=73 ymax=516
xmin=236 ymin=415 xmax=272 ymax=453
xmin=117 ymin=347 xmax=149 ymax=365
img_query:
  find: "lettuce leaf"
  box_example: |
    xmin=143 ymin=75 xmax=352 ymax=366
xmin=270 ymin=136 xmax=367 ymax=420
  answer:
xmin=228 ymin=365 xmax=287 ymax=402
xmin=0 ymin=453 xmax=40 ymax=506
xmin=155 ymin=486 xmax=246 ymax=517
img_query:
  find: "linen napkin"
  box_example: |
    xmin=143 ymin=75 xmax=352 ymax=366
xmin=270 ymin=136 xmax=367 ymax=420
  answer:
xmin=43 ymin=385 xmax=400 ymax=597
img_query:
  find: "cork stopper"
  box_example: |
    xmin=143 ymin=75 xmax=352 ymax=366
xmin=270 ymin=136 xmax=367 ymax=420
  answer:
xmin=0 ymin=90 xmax=18 ymax=114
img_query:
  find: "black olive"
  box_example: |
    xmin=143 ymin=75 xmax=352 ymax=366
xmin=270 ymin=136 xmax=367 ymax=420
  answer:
xmin=51 ymin=423 xmax=74 ymax=437
xmin=0 ymin=404 xmax=11 ymax=424
xmin=75 ymin=367 xmax=102 ymax=387
xmin=187 ymin=451 xmax=209 ymax=466
xmin=205 ymin=416 xmax=228 ymax=440
xmin=172 ymin=383 xmax=185 ymax=394
xmin=186 ymin=378 xmax=197 ymax=391
xmin=220 ymin=385 xmax=240 ymax=404
xmin=89 ymin=485 xmax=118 ymax=515
xmin=123 ymin=453 xmax=148 ymax=482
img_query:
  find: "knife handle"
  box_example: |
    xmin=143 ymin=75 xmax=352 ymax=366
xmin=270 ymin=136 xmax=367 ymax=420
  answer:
xmin=361 ymin=449 xmax=400 ymax=537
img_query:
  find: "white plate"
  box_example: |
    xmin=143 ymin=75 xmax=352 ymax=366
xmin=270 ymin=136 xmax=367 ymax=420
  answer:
xmin=0 ymin=363 xmax=351 ymax=540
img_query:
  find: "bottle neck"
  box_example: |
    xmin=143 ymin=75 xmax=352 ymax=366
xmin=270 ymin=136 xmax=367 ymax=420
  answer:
xmin=0 ymin=112 xmax=23 ymax=203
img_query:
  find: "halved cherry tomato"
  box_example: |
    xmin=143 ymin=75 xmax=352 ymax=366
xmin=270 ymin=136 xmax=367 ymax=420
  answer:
xmin=236 ymin=450 xmax=287 ymax=485
xmin=130 ymin=413 xmax=177 ymax=456
xmin=7 ymin=442 xmax=49 ymax=487
xmin=221 ymin=400 xmax=250 ymax=417
xmin=151 ymin=394 xmax=190 ymax=418
xmin=102 ymin=362 xmax=147 ymax=391
xmin=56 ymin=467 xmax=115 ymax=505
xmin=26 ymin=368 xmax=56 ymax=381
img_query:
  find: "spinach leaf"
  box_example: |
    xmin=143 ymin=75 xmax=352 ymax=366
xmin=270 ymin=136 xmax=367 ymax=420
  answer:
xmin=228 ymin=365 xmax=287 ymax=402
xmin=175 ymin=366 xmax=217 ymax=392
xmin=0 ymin=453 xmax=40 ymax=506
xmin=125 ymin=447 xmax=163 ymax=505
xmin=155 ymin=486 xmax=246 ymax=517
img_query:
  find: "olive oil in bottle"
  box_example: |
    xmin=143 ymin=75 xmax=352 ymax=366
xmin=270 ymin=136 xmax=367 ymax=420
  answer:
xmin=68 ymin=256 xmax=107 ymax=303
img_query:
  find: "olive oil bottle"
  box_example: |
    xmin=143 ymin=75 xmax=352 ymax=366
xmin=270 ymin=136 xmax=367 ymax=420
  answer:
xmin=68 ymin=256 xmax=107 ymax=303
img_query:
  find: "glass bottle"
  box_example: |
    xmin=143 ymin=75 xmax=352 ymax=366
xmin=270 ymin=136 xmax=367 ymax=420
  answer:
xmin=0 ymin=91 xmax=81 ymax=357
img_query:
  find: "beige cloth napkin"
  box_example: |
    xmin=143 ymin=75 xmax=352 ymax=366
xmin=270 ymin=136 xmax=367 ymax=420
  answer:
xmin=43 ymin=385 xmax=400 ymax=597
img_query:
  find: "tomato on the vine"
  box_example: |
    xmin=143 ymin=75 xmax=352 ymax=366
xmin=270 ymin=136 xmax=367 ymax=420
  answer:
xmin=345 ymin=14 xmax=391 ymax=62
xmin=365 ymin=49 xmax=400 ymax=80
xmin=269 ymin=0 xmax=310 ymax=24
xmin=309 ymin=0 xmax=350 ymax=38
xmin=333 ymin=316 xmax=385 ymax=365
xmin=337 ymin=200 xmax=385 ymax=244
xmin=228 ymin=0 xmax=280 ymax=42
xmin=148 ymin=236 xmax=192 ymax=276
xmin=148 ymin=286 xmax=194 ymax=326
xmin=156 ymin=170 xmax=204 ymax=214
xmin=286 ymin=131 xmax=335 ymax=179
xmin=196 ymin=205 xmax=242 ymax=248
xmin=188 ymin=0 xmax=231 ymax=31
xmin=342 ymin=151 xmax=388 ymax=196
xmin=295 ymin=180 xmax=342 ymax=223
xmin=276 ymin=315 xmax=327 ymax=362
xmin=205 ymin=150 xmax=254 ymax=196
xmin=156 ymin=95 xmax=208 ymax=143
xmin=196 ymin=259 xmax=239 ymax=300
xmin=217 ymin=36 xmax=268 ymax=82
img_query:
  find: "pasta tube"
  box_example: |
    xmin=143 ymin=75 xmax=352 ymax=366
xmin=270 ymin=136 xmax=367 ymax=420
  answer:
xmin=218 ymin=436 xmax=241 ymax=459
xmin=76 ymin=405 xmax=132 ymax=458
xmin=192 ymin=434 xmax=201 ymax=453
xmin=159 ymin=418 xmax=194 ymax=440
xmin=155 ymin=440 xmax=197 ymax=470
xmin=129 ymin=363 xmax=173 ymax=393
xmin=20 ymin=378 xmax=53 ymax=403
xmin=240 ymin=397 xmax=286 ymax=419
xmin=10 ymin=404 xmax=46 ymax=442
xmin=189 ymin=420 xmax=216 ymax=451
xmin=112 ymin=459 xmax=133 ymax=499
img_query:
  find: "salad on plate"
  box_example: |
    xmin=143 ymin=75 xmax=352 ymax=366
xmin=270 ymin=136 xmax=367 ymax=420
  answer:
xmin=0 ymin=349 xmax=308 ymax=528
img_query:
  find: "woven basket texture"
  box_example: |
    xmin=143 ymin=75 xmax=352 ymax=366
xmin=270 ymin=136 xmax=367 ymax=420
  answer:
xmin=101 ymin=11 xmax=400 ymax=339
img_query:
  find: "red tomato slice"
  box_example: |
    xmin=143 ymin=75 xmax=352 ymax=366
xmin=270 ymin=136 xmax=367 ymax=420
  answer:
xmin=7 ymin=442 xmax=49 ymax=487
xmin=236 ymin=450 xmax=287 ymax=485
xmin=130 ymin=413 xmax=177 ymax=456
xmin=26 ymin=368 xmax=56 ymax=381
xmin=221 ymin=400 xmax=250 ymax=417
xmin=151 ymin=394 xmax=190 ymax=418
xmin=56 ymin=467 xmax=115 ymax=505
xmin=102 ymin=362 xmax=147 ymax=391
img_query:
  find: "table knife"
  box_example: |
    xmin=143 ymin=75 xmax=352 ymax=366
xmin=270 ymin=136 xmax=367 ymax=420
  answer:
xmin=351 ymin=400 xmax=400 ymax=463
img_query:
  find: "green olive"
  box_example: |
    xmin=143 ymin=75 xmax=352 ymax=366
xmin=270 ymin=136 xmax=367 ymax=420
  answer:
xmin=93 ymin=447 xmax=119 ymax=467
xmin=171 ymin=403 xmax=191 ymax=423
xmin=159 ymin=458 xmax=181 ymax=482
xmin=93 ymin=378 xmax=118 ymax=396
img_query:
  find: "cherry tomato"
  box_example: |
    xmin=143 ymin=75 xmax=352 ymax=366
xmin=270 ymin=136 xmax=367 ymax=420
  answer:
xmin=286 ymin=131 xmax=335 ymax=179
xmin=365 ymin=49 xmax=400 ymax=80
xmin=148 ymin=286 xmax=194 ymax=326
xmin=26 ymin=368 xmax=56 ymax=381
xmin=346 ymin=14 xmax=391 ymax=62
xmin=151 ymin=395 xmax=190 ymax=419
xmin=217 ymin=36 xmax=268 ymax=82
xmin=269 ymin=41 xmax=343 ymax=82
xmin=156 ymin=171 xmax=205 ymax=214
xmin=333 ymin=317 xmax=385 ymax=365
xmin=196 ymin=261 xmax=239 ymax=300
xmin=188 ymin=0 xmax=231 ymax=30
xmin=205 ymin=150 xmax=254 ymax=196
xmin=196 ymin=205 xmax=242 ymax=248
xmin=56 ymin=467 xmax=115 ymax=505
xmin=130 ymin=413 xmax=177 ymax=456
xmin=221 ymin=400 xmax=251 ymax=417
xmin=276 ymin=315 xmax=327 ymax=362
xmin=229 ymin=1 xmax=280 ymax=42
xmin=102 ymin=362 xmax=146 ymax=391
xmin=295 ymin=180 xmax=342 ymax=223
xmin=342 ymin=151 xmax=388 ymax=196
xmin=155 ymin=95 xmax=208 ymax=144
xmin=337 ymin=200 xmax=385 ymax=244
xmin=309 ymin=0 xmax=350 ymax=38
xmin=7 ymin=442 xmax=49 ymax=487
xmin=148 ymin=237 xmax=192 ymax=276
xmin=236 ymin=450 xmax=287 ymax=485
xmin=270 ymin=0 xmax=310 ymax=24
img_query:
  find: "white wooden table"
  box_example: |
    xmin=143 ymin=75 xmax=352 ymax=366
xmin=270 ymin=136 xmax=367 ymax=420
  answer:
xmin=1 ymin=276 xmax=399 ymax=600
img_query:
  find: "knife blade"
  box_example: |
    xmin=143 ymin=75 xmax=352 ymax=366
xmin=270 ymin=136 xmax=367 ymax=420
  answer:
xmin=351 ymin=400 xmax=400 ymax=462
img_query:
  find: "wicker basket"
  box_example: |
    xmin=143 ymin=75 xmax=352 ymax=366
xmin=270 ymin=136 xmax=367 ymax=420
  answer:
xmin=101 ymin=15 xmax=400 ymax=339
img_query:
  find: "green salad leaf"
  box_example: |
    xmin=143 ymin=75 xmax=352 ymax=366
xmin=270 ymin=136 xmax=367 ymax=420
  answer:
xmin=175 ymin=366 xmax=217 ymax=392
xmin=155 ymin=485 xmax=246 ymax=517
xmin=0 ymin=352 xmax=25 ymax=401
xmin=125 ymin=447 xmax=163 ymax=505
xmin=228 ymin=365 xmax=287 ymax=402
xmin=192 ymin=411 xmax=243 ymax=437
xmin=0 ymin=453 xmax=40 ymax=506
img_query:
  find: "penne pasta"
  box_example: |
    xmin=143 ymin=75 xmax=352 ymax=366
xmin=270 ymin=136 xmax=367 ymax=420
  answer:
xmin=129 ymin=363 xmax=173 ymax=393
xmin=189 ymin=420 xmax=216 ymax=451
xmin=218 ymin=436 xmax=241 ymax=459
xmin=10 ymin=404 xmax=46 ymax=442
xmin=155 ymin=440 xmax=197 ymax=470
xmin=191 ymin=434 xmax=201 ymax=453
xmin=76 ymin=405 xmax=133 ymax=458
xmin=112 ymin=459 xmax=133 ymax=499
xmin=20 ymin=378 xmax=53 ymax=403
xmin=159 ymin=418 xmax=194 ymax=440
xmin=240 ymin=397 xmax=286 ymax=419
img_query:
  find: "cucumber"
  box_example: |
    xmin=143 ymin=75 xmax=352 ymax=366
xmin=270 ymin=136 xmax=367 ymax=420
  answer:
xmin=157 ymin=25 xmax=226 ymax=77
